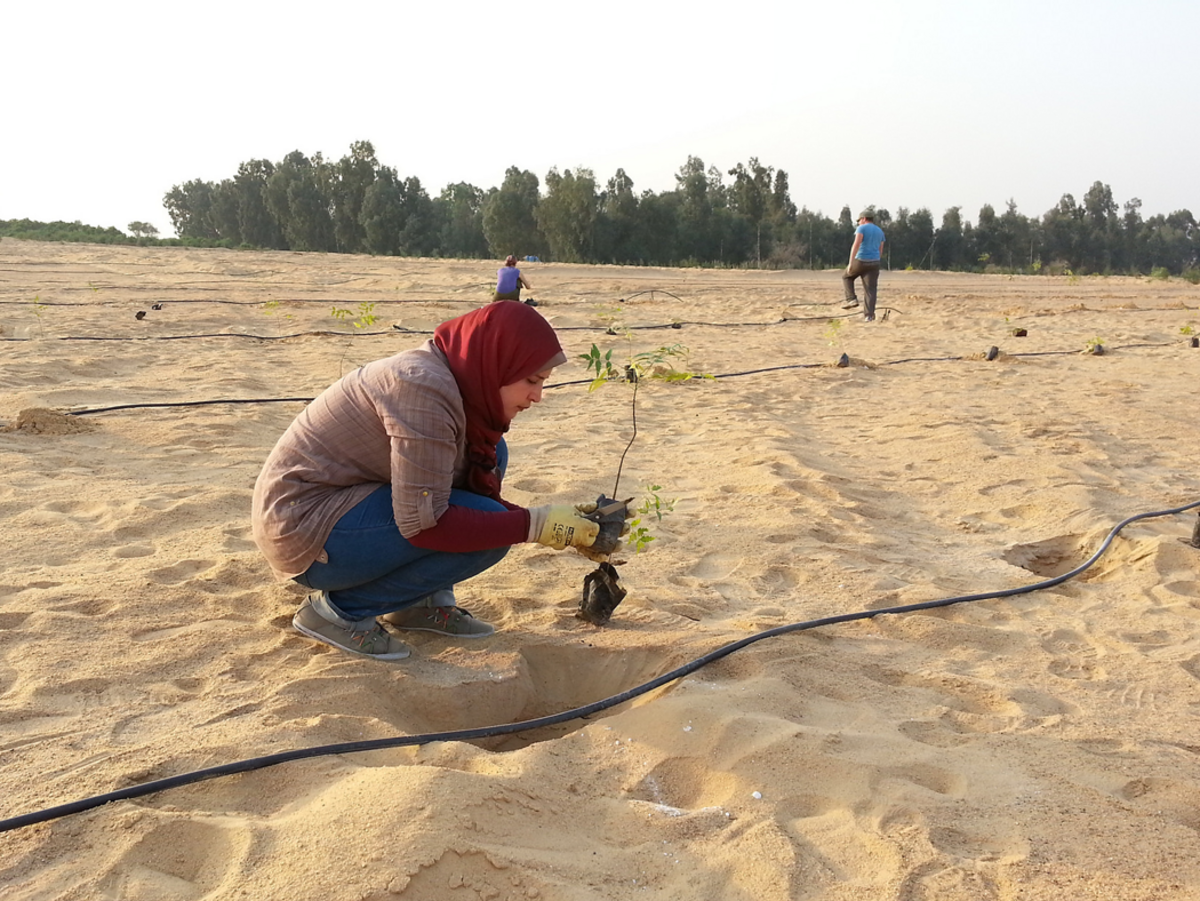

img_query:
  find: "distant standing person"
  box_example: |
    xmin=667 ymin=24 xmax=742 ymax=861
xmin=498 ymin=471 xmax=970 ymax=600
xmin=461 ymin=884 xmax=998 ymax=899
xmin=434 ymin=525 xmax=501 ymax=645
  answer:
xmin=494 ymin=255 xmax=532 ymax=302
xmin=842 ymin=211 xmax=886 ymax=322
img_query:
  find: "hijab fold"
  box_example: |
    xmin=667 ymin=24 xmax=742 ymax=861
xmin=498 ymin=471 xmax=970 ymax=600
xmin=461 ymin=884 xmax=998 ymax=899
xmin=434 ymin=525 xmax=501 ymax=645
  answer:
xmin=433 ymin=303 xmax=565 ymax=500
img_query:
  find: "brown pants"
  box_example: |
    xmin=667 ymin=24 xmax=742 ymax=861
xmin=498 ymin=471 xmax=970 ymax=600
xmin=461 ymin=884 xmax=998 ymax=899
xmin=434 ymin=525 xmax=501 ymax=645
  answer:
xmin=843 ymin=260 xmax=881 ymax=317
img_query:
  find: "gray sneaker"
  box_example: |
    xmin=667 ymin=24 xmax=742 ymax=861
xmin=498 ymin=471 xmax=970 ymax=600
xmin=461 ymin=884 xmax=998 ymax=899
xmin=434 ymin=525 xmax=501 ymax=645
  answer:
xmin=841 ymin=299 xmax=860 ymax=309
xmin=293 ymin=593 xmax=411 ymax=661
xmin=382 ymin=604 xmax=496 ymax=638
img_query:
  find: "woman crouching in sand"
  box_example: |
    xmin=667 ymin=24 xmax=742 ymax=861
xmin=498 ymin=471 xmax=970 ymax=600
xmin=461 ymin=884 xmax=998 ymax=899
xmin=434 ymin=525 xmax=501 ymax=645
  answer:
xmin=251 ymin=302 xmax=602 ymax=661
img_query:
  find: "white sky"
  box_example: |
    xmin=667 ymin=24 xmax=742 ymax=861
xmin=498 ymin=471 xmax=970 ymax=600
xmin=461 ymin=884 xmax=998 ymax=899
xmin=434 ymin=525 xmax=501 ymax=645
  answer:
xmin=4 ymin=0 xmax=1197 ymax=239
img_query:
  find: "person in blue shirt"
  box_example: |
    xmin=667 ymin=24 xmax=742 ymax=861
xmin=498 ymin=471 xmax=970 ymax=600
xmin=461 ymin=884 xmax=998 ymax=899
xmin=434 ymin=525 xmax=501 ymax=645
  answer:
xmin=842 ymin=210 xmax=886 ymax=321
xmin=493 ymin=255 xmax=532 ymax=302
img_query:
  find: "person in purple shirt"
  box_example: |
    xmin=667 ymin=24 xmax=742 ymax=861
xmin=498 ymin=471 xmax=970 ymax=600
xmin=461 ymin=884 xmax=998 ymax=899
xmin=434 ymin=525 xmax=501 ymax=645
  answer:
xmin=842 ymin=210 xmax=886 ymax=322
xmin=494 ymin=255 xmax=532 ymax=301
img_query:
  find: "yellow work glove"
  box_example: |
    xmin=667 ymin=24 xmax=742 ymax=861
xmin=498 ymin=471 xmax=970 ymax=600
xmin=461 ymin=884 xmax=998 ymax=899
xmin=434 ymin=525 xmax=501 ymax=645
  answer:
xmin=527 ymin=505 xmax=601 ymax=551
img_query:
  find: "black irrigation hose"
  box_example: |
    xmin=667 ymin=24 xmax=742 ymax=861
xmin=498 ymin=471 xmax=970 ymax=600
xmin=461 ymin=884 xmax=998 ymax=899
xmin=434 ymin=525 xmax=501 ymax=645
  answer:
xmin=621 ymin=290 xmax=685 ymax=302
xmin=69 ymin=398 xmax=316 ymax=416
xmin=2 ymin=499 xmax=1197 ymax=835
xmin=0 ymin=297 xmax=485 ymax=307
xmin=2 ymin=314 xmax=876 ymax=343
xmin=52 ymin=341 xmax=1186 ymax=416
xmin=0 ymin=330 xmax=401 ymax=343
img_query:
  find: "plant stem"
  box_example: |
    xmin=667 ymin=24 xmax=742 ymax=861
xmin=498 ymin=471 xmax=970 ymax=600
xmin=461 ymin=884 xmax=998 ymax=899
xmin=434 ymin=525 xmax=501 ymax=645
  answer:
xmin=611 ymin=377 xmax=639 ymax=498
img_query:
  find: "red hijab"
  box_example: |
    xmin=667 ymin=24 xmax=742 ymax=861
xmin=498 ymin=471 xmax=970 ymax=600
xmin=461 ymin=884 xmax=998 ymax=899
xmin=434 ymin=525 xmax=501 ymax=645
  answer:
xmin=433 ymin=303 xmax=565 ymax=499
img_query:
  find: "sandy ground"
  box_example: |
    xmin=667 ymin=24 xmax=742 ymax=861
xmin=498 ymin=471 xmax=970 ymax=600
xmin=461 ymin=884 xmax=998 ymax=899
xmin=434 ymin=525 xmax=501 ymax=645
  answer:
xmin=2 ymin=238 xmax=1200 ymax=900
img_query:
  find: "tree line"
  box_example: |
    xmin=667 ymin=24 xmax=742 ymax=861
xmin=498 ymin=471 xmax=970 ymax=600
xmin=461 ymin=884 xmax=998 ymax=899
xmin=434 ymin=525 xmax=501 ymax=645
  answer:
xmin=161 ymin=142 xmax=1198 ymax=277
xmin=5 ymin=140 xmax=1196 ymax=277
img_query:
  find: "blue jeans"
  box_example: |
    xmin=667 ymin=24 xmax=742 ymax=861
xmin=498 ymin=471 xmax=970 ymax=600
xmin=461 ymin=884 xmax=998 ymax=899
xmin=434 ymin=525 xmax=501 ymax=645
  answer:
xmin=294 ymin=441 xmax=511 ymax=620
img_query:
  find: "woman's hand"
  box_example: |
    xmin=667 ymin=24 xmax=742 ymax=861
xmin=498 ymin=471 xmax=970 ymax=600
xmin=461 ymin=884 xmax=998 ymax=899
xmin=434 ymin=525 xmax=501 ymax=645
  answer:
xmin=528 ymin=505 xmax=601 ymax=550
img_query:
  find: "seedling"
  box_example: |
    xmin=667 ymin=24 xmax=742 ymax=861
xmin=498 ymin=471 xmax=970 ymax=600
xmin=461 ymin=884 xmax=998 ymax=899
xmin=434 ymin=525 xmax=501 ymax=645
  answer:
xmin=824 ymin=318 xmax=844 ymax=348
xmin=30 ymin=295 xmax=46 ymax=337
xmin=577 ymin=341 xmax=703 ymax=553
xmin=330 ymin=302 xmax=378 ymax=330
xmin=623 ymin=484 xmax=678 ymax=554
xmin=626 ymin=519 xmax=655 ymax=553
xmin=329 ymin=302 xmax=380 ymax=377
xmin=630 ymin=343 xmax=709 ymax=383
xmin=582 ymin=340 xmax=710 ymax=387
xmin=1084 ymin=335 xmax=1105 ymax=354
xmin=354 ymin=302 xmax=378 ymax=328
xmin=638 ymin=484 xmax=676 ymax=522
xmin=1180 ymin=323 xmax=1195 ymax=336
xmin=262 ymin=300 xmax=294 ymax=322
xmin=593 ymin=301 xmax=625 ymax=333
xmin=581 ymin=345 xmax=620 ymax=390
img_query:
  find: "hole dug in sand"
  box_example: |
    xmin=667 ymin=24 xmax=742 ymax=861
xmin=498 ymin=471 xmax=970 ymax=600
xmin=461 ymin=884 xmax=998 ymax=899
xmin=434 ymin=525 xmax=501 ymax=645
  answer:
xmin=464 ymin=643 xmax=677 ymax=753
xmin=1002 ymin=534 xmax=1085 ymax=578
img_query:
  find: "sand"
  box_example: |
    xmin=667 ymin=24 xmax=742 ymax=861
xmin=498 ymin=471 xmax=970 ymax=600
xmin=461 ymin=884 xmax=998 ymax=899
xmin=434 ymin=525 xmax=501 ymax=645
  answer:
xmin=1 ymin=237 xmax=1199 ymax=900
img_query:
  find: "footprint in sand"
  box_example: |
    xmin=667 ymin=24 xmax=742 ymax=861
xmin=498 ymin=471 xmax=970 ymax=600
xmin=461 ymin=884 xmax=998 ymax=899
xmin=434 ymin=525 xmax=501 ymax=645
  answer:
xmin=1040 ymin=627 xmax=1106 ymax=680
xmin=97 ymin=818 xmax=251 ymax=901
xmin=145 ymin=559 xmax=213 ymax=585
xmin=897 ymin=860 xmax=1005 ymax=901
xmin=690 ymin=552 xmax=742 ymax=581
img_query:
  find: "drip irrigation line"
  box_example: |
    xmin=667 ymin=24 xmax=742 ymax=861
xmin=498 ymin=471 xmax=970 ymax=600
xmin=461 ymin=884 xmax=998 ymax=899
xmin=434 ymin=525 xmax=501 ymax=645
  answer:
xmin=1 ymin=331 xmax=399 ymax=343
xmin=0 ymin=297 xmax=483 ymax=307
xmin=27 ymin=316 xmax=1195 ymax=349
xmin=69 ymin=398 xmax=315 ymax=416
xmin=0 ymin=315 xmax=864 ymax=343
xmin=621 ymin=290 xmax=685 ymax=302
xmin=54 ymin=339 xmax=1189 ymax=416
xmin=1 ymin=499 xmax=1196 ymax=835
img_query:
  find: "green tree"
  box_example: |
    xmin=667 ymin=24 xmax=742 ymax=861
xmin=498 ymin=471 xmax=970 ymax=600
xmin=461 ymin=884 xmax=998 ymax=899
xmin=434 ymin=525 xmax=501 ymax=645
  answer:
xmin=934 ymin=206 xmax=966 ymax=270
xmin=999 ymin=199 xmax=1034 ymax=269
xmin=728 ymin=158 xmax=775 ymax=265
xmin=1082 ymin=180 xmax=1120 ymax=272
xmin=433 ymin=182 xmax=489 ymax=258
xmin=331 ymin=140 xmax=380 ymax=254
xmin=1123 ymin=197 xmax=1146 ymax=272
xmin=793 ymin=206 xmax=838 ymax=269
xmin=1041 ymin=193 xmax=1085 ymax=270
xmin=482 ymin=167 xmax=544 ymax=259
xmin=675 ymin=155 xmax=716 ymax=262
xmin=395 ymin=176 xmax=436 ymax=257
xmin=209 ymin=179 xmax=243 ymax=245
xmin=536 ymin=167 xmax=597 ymax=262
xmin=233 ymin=159 xmax=281 ymax=249
xmin=594 ymin=168 xmax=641 ymax=263
xmin=885 ymin=207 xmax=935 ymax=269
xmin=163 ymin=179 xmax=219 ymax=240
xmin=266 ymin=151 xmax=337 ymax=252
xmin=360 ymin=166 xmax=405 ymax=255
xmin=837 ymin=205 xmax=854 ymax=234
xmin=974 ymin=203 xmax=1000 ymax=268
xmin=635 ymin=190 xmax=681 ymax=266
xmin=127 ymin=221 xmax=159 ymax=240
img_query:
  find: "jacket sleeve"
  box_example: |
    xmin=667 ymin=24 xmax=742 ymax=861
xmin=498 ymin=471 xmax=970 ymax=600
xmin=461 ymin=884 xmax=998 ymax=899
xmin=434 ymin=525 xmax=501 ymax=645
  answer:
xmin=407 ymin=504 xmax=530 ymax=551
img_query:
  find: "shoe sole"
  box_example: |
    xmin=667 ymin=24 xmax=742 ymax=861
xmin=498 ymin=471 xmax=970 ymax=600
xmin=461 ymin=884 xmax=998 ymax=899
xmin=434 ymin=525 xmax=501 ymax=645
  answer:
xmin=293 ymin=619 xmax=411 ymax=660
xmin=383 ymin=622 xmax=495 ymax=639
